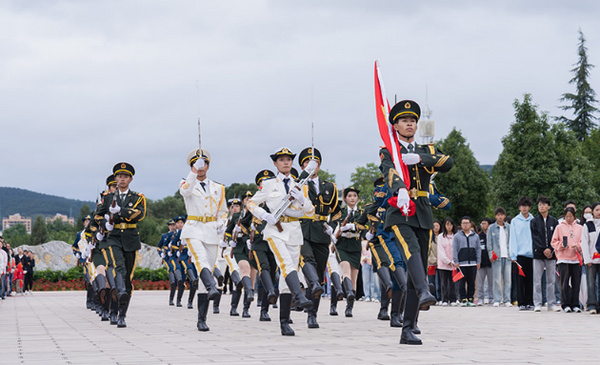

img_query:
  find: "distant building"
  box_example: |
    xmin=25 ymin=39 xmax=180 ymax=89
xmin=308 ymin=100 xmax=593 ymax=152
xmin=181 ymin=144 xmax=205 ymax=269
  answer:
xmin=2 ymin=213 xmax=32 ymax=233
xmin=46 ymin=213 xmax=75 ymax=226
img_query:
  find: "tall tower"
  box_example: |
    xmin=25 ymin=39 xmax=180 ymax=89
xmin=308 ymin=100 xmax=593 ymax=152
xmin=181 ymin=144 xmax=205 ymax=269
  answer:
xmin=419 ymin=93 xmax=435 ymax=144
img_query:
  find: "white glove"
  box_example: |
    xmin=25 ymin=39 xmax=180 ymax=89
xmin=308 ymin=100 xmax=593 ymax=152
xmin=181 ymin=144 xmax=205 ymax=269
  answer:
xmin=402 ymin=153 xmax=421 ymax=165
xmin=109 ymin=204 xmax=121 ymax=215
xmin=306 ymin=159 xmax=318 ymax=173
xmin=105 ymin=222 xmax=114 ymax=231
xmin=217 ymin=225 xmax=225 ymax=235
xmin=232 ymin=225 xmax=241 ymax=237
xmin=365 ymin=231 xmax=375 ymax=241
xmin=261 ymin=212 xmax=278 ymax=225
xmin=161 ymin=252 xmax=166 ymax=259
xmin=167 ymin=250 xmax=172 ymax=257
xmin=219 ymin=240 xmax=228 ymax=248
xmin=75 ymin=253 xmax=81 ymax=259
xmin=229 ymin=240 xmax=237 ymax=248
xmin=290 ymin=187 xmax=305 ymax=205
xmin=96 ymin=232 xmax=105 ymax=241
xmin=81 ymin=252 xmax=87 ymax=260
xmin=396 ymin=188 xmax=410 ymax=209
xmin=176 ymin=251 xmax=180 ymax=258
xmin=331 ymin=236 xmax=338 ymax=244
xmin=246 ymin=239 xmax=252 ymax=250
xmin=324 ymin=225 xmax=333 ymax=236
xmin=193 ymin=158 xmax=205 ymax=170
xmin=341 ymin=223 xmax=355 ymax=232
xmin=104 ymin=214 xmax=110 ymax=221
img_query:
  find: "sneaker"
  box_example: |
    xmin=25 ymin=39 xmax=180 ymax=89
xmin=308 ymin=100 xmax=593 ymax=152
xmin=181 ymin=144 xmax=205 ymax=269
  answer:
xmin=493 ymin=302 xmax=500 ymax=307
xmin=534 ymin=306 xmax=541 ymax=312
xmin=549 ymin=306 xmax=561 ymax=312
xmin=519 ymin=305 xmax=527 ymax=311
xmin=484 ymin=298 xmax=490 ymax=305
xmin=590 ymin=309 xmax=597 ymax=314
xmin=505 ymin=302 xmax=513 ymax=307
xmin=441 ymin=302 xmax=448 ymax=306
xmin=563 ymin=307 xmax=572 ymax=313
xmin=512 ymin=301 xmax=518 ymax=306
xmin=573 ymin=307 xmax=582 ymax=313
xmin=460 ymin=300 xmax=468 ymax=307
xmin=373 ymin=299 xmax=380 ymax=303
xmin=467 ymin=301 xmax=476 ymax=307
xmin=450 ymin=302 xmax=457 ymax=307
xmin=476 ymin=301 xmax=483 ymax=306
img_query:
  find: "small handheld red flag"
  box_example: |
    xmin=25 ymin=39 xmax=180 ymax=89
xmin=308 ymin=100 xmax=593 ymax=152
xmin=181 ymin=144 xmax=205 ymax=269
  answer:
xmin=593 ymin=252 xmax=600 ymax=260
xmin=452 ymin=267 xmax=464 ymax=282
xmin=491 ymin=251 xmax=498 ymax=261
xmin=516 ymin=262 xmax=525 ymax=277
xmin=428 ymin=265 xmax=436 ymax=276
xmin=575 ymin=251 xmax=583 ymax=266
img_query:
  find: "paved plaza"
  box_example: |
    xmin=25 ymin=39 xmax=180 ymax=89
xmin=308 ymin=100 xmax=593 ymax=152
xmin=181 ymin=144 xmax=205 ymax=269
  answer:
xmin=1 ymin=290 xmax=598 ymax=364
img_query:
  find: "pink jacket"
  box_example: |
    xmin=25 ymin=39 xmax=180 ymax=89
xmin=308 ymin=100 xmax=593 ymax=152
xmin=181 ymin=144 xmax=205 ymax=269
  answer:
xmin=551 ymin=220 xmax=582 ymax=263
xmin=437 ymin=233 xmax=455 ymax=271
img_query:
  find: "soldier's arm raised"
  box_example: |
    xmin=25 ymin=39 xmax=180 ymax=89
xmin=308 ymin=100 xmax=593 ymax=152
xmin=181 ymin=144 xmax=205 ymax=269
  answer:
xmin=179 ymin=171 xmax=199 ymax=197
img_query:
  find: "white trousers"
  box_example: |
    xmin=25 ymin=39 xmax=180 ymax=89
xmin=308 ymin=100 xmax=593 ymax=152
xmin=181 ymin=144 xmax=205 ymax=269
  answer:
xmin=214 ymin=247 xmax=240 ymax=275
xmin=266 ymin=236 xmax=300 ymax=294
xmin=327 ymin=248 xmax=343 ymax=277
xmin=186 ymin=238 xmax=218 ymax=294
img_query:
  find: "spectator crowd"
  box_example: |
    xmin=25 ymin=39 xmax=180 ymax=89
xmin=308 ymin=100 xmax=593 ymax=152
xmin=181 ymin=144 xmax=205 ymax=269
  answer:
xmin=1 ymin=237 xmax=36 ymax=299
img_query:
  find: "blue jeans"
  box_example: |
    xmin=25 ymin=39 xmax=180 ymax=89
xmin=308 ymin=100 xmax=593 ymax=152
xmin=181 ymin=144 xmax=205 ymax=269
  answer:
xmin=361 ymin=263 xmax=380 ymax=300
xmin=492 ymin=258 xmax=512 ymax=304
xmin=586 ymin=264 xmax=600 ymax=311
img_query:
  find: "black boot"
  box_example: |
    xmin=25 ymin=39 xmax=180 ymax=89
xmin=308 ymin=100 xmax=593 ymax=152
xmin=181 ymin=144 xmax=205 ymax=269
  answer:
xmin=331 ymin=272 xmax=345 ymax=301
xmin=257 ymin=286 xmax=264 ymax=307
xmin=230 ymin=270 xmax=243 ymax=290
xmin=86 ymin=281 xmax=94 ymax=309
xmin=400 ymin=289 xmax=422 ymax=345
xmin=377 ymin=267 xmax=393 ymax=299
xmin=345 ymin=297 xmax=354 ymax=318
xmin=168 ymin=282 xmax=176 ymax=306
xmin=241 ymin=276 xmax=254 ymax=303
xmin=213 ymin=267 xmax=224 ymax=287
xmin=196 ymin=293 xmax=210 ymax=331
xmin=405 ymin=254 xmax=436 ymax=311
xmin=188 ymin=279 xmax=197 ymax=309
xmin=378 ymin=282 xmax=391 ymax=320
xmin=176 ymin=280 xmax=184 ymax=307
xmin=230 ymin=290 xmax=241 ymax=316
xmin=307 ymin=296 xmax=321 ymax=328
xmin=279 ymin=293 xmax=295 ymax=336
xmin=106 ymin=269 xmax=117 ymax=307
xmin=95 ymin=275 xmax=109 ymax=321
xmin=285 ymin=271 xmax=313 ymax=309
xmin=114 ymin=273 xmax=129 ymax=328
xmin=260 ymin=270 xmax=278 ymax=305
xmin=199 ymin=268 xmax=220 ymax=301
xmin=330 ymin=285 xmax=339 ymax=316
xmin=260 ymin=290 xmax=271 ymax=321
xmin=412 ymin=309 xmax=421 ymax=335
xmin=302 ymin=263 xmax=324 ymax=299
xmin=342 ymin=277 xmax=355 ymax=317
xmin=213 ymin=289 xmax=222 ymax=313
xmin=117 ymin=297 xmax=129 ymax=328
xmin=390 ymin=290 xmax=402 ymax=327
xmin=242 ymin=298 xmax=251 ymax=318
xmin=109 ymin=295 xmax=118 ymax=325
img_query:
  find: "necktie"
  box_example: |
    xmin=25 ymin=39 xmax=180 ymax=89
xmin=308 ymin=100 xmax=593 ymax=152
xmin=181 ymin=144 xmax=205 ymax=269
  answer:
xmin=408 ymin=144 xmax=414 ymax=153
xmin=308 ymin=180 xmax=316 ymax=197
xmin=283 ymin=178 xmax=290 ymax=194
xmin=120 ymin=194 xmax=126 ymax=204
xmin=200 ymin=182 xmax=206 ymax=192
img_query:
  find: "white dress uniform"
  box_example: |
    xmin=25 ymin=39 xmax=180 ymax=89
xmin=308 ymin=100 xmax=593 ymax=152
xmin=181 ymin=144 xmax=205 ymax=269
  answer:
xmin=247 ymin=172 xmax=314 ymax=294
xmin=179 ymin=171 xmax=228 ymax=294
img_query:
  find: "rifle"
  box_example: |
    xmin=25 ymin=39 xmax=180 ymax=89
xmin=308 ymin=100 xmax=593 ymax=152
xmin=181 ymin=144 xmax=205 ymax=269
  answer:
xmin=335 ymin=210 xmax=353 ymax=241
xmin=271 ymin=166 xmax=315 ymax=232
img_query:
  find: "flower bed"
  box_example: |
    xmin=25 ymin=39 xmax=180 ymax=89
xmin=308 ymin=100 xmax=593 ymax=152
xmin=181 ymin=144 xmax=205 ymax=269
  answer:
xmin=32 ymin=278 xmax=170 ymax=291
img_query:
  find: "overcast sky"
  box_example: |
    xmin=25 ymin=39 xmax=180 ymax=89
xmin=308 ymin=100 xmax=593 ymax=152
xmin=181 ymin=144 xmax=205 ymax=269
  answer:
xmin=1 ymin=1 xmax=599 ymax=202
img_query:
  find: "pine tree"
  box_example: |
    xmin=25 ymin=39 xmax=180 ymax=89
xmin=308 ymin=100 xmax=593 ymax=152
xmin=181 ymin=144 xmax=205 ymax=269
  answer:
xmin=558 ymin=29 xmax=598 ymax=141
xmin=30 ymin=215 xmax=49 ymax=245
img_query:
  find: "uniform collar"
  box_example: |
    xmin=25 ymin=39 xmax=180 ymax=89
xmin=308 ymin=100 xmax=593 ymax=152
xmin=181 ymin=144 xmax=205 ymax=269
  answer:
xmin=398 ymin=140 xmax=416 ymax=151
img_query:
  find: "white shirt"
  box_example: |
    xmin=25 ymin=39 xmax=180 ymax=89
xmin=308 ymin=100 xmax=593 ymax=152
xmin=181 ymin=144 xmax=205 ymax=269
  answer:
xmin=398 ymin=139 xmax=416 ymax=152
xmin=498 ymin=225 xmax=508 ymax=258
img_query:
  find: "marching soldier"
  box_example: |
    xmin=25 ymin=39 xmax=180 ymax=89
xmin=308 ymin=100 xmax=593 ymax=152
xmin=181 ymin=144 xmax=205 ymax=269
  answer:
xmin=73 ymin=215 xmax=93 ymax=309
xmin=298 ymin=147 xmax=338 ymax=328
xmin=179 ymin=149 xmax=227 ymax=331
xmin=380 ymin=100 xmax=453 ymax=345
xmin=247 ymin=147 xmax=315 ymax=336
xmin=332 ymin=187 xmax=366 ymax=317
xmin=168 ymin=216 xmax=188 ymax=307
xmin=97 ymin=163 xmax=147 ymax=328
xmin=157 ymin=219 xmax=176 ymax=305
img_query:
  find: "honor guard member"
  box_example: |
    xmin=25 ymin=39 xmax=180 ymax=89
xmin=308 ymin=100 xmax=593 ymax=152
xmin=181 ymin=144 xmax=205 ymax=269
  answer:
xmin=327 ymin=226 xmax=346 ymax=316
xmin=225 ymin=198 xmax=256 ymax=318
xmin=380 ymin=100 xmax=453 ymax=345
xmin=251 ymin=170 xmax=279 ymax=321
xmin=332 ymin=186 xmax=367 ymax=317
xmin=179 ymin=149 xmax=228 ymax=331
xmin=159 ymin=220 xmax=179 ymax=305
xmin=157 ymin=219 xmax=175 ymax=264
xmin=298 ymin=147 xmax=339 ymax=329
xmin=97 ymin=162 xmax=147 ymax=328
xmin=247 ymin=147 xmax=315 ymax=336
xmin=171 ymin=216 xmax=199 ymax=309
xmin=73 ymin=215 xmax=93 ymax=309
xmin=168 ymin=216 xmax=188 ymax=307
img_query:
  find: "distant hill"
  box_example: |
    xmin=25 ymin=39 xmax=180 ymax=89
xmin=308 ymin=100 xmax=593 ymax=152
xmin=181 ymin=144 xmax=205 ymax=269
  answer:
xmin=480 ymin=164 xmax=493 ymax=177
xmin=0 ymin=187 xmax=94 ymax=219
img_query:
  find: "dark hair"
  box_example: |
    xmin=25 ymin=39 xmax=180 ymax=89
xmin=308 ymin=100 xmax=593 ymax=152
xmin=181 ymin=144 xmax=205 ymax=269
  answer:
xmin=461 ymin=216 xmax=472 ymax=223
xmin=494 ymin=207 xmax=506 ymax=216
xmin=581 ymin=204 xmax=593 ymax=224
xmin=481 ymin=217 xmax=494 ymax=224
xmin=537 ymin=196 xmax=551 ymax=206
xmin=441 ymin=217 xmax=457 ymax=237
xmin=564 ymin=200 xmax=576 ymax=208
xmin=563 ymin=206 xmax=576 ymax=219
xmin=433 ymin=220 xmax=441 ymax=229
xmin=517 ymin=196 xmax=532 ymax=207
xmin=470 ymin=221 xmax=479 ymax=234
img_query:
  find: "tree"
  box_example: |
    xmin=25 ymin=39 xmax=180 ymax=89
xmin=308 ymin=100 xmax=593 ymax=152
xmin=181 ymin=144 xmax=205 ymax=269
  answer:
xmin=433 ymin=128 xmax=491 ymax=222
xmin=148 ymin=192 xmax=186 ymax=220
xmin=317 ymin=169 xmax=336 ymax=183
xmin=558 ymin=29 xmax=598 ymax=141
xmin=582 ymin=127 xmax=600 ymax=193
xmin=47 ymin=218 xmax=76 ymax=243
xmin=2 ymin=223 xmax=30 ymax=247
xmin=30 ymin=215 xmax=49 ymax=245
xmin=225 ymin=183 xmax=258 ymax=201
xmin=76 ymin=203 xmax=92 ymax=231
xmin=350 ymin=162 xmax=381 ymax=206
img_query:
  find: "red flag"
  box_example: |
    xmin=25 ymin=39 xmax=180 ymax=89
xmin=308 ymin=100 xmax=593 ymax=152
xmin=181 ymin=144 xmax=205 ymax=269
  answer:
xmin=576 ymin=251 xmax=583 ymax=266
xmin=491 ymin=251 xmax=498 ymax=261
xmin=375 ymin=61 xmax=415 ymax=217
xmin=428 ymin=265 xmax=436 ymax=276
xmin=593 ymin=252 xmax=600 ymax=260
xmin=452 ymin=267 xmax=464 ymax=282
xmin=516 ymin=262 xmax=525 ymax=277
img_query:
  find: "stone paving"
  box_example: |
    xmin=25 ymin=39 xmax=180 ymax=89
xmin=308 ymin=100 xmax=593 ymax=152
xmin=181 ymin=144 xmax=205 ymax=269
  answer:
xmin=1 ymin=291 xmax=598 ymax=364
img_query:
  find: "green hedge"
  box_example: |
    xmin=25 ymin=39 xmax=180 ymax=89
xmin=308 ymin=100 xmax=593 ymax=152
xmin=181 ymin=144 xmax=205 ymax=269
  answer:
xmin=33 ymin=267 xmax=169 ymax=282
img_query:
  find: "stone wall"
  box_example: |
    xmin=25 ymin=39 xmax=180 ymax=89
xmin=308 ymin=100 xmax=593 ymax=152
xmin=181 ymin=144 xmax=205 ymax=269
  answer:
xmin=18 ymin=241 xmax=163 ymax=271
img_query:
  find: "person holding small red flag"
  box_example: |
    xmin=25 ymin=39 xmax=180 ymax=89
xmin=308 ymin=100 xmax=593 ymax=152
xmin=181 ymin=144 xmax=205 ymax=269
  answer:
xmin=552 ymin=207 xmax=583 ymax=313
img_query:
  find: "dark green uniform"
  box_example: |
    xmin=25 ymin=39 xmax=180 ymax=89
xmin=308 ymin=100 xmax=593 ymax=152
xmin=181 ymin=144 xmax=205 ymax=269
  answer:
xmin=226 ymin=211 xmax=256 ymax=269
xmin=333 ymin=206 xmax=367 ymax=270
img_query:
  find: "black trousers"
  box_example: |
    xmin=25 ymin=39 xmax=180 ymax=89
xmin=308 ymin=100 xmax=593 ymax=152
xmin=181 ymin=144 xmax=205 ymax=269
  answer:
xmin=253 ymin=249 xmax=278 ymax=282
xmin=458 ymin=266 xmax=477 ymax=301
xmin=106 ymin=246 xmax=138 ymax=295
xmin=301 ymin=240 xmax=329 ymax=284
xmin=517 ymin=256 xmax=534 ymax=307
xmin=558 ymin=263 xmax=582 ymax=309
xmin=438 ymin=269 xmax=457 ymax=303
xmin=390 ymin=224 xmax=431 ymax=290
xmin=24 ymin=272 xmax=34 ymax=291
